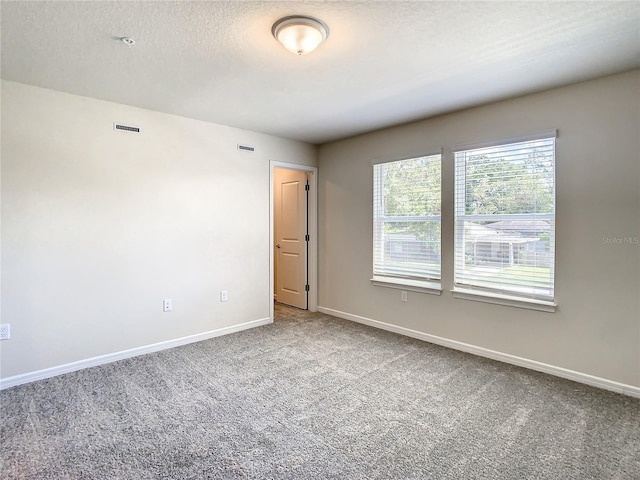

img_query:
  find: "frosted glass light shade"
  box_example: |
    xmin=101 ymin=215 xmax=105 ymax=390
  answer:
xmin=272 ymin=16 xmax=329 ymax=56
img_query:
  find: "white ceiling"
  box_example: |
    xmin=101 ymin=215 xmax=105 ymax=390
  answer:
xmin=2 ymin=1 xmax=639 ymax=145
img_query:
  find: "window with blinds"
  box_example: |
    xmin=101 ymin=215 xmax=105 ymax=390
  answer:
xmin=453 ymin=134 xmax=556 ymax=301
xmin=373 ymin=154 xmax=441 ymax=282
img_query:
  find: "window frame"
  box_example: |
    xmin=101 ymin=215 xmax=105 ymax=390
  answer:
xmin=451 ymin=131 xmax=557 ymax=311
xmin=371 ymin=151 xmax=443 ymax=295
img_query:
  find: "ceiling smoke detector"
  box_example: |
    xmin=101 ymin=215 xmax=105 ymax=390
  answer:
xmin=120 ymin=37 xmax=136 ymax=47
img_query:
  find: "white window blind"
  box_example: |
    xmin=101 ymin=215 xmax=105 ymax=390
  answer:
xmin=454 ymin=135 xmax=556 ymax=300
xmin=373 ymin=154 xmax=441 ymax=282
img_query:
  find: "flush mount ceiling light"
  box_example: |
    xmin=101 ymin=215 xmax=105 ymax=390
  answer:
xmin=272 ymin=15 xmax=329 ymax=56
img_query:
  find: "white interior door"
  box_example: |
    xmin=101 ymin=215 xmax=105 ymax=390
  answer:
xmin=274 ymin=168 xmax=308 ymax=309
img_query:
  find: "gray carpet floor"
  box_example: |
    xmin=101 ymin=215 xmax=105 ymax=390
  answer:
xmin=1 ymin=304 xmax=639 ymax=479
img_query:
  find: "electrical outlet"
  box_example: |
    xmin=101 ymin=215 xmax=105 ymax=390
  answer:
xmin=401 ymin=291 xmax=408 ymax=302
xmin=0 ymin=324 xmax=10 ymax=340
xmin=220 ymin=290 xmax=228 ymax=302
xmin=163 ymin=299 xmax=173 ymax=312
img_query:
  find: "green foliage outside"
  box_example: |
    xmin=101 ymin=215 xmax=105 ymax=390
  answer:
xmin=383 ymin=155 xmax=441 ymax=216
xmin=464 ymin=150 xmax=554 ymax=215
xmin=380 ymin=155 xmax=441 ymax=251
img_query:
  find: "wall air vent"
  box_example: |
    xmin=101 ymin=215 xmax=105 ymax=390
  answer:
xmin=237 ymin=144 xmax=255 ymax=152
xmin=114 ymin=123 xmax=140 ymax=133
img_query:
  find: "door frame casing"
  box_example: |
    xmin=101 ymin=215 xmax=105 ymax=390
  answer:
xmin=270 ymin=161 xmax=318 ymax=321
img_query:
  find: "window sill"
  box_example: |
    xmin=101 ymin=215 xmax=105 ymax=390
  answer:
xmin=451 ymin=287 xmax=556 ymax=312
xmin=371 ymin=276 xmax=442 ymax=295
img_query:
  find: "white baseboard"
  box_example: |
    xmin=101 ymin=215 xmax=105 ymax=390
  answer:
xmin=0 ymin=317 xmax=272 ymax=391
xmin=318 ymin=306 xmax=640 ymax=399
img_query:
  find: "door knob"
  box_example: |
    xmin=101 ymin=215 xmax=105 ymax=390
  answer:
xmin=276 ymin=244 xmax=281 ymax=248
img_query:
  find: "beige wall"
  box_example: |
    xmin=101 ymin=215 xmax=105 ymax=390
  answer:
xmin=2 ymin=72 xmax=638 ymax=389
xmin=318 ymin=70 xmax=640 ymax=387
xmin=0 ymin=80 xmax=316 ymax=380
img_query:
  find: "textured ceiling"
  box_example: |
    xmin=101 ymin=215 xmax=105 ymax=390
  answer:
xmin=2 ymin=1 xmax=639 ymax=144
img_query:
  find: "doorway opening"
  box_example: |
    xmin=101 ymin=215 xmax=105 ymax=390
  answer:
xmin=270 ymin=162 xmax=317 ymax=321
